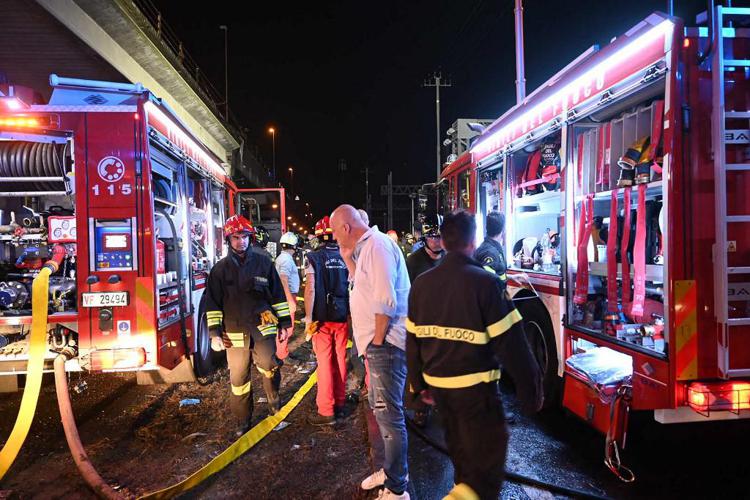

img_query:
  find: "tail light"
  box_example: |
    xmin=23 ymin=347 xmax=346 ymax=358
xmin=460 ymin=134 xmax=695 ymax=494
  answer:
xmin=687 ymin=381 xmax=750 ymax=414
xmin=89 ymin=347 xmax=147 ymax=371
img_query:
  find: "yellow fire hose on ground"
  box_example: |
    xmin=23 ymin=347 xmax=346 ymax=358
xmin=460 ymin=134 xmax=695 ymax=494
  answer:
xmin=56 ymin=339 xmax=317 ymax=499
xmin=140 ymin=371 xmax=318 ymax=500
xmin=1 ymin=254 xmax=317 ymax=497
xmin=0 ymin=265 xmax=53 ymax=479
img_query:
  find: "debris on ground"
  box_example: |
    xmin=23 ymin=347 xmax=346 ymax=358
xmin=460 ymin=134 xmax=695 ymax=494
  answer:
xmin=0 ymin=327 xmax=373 ymax=499
xmin=273 ymin=421 xmax=291 ymax=432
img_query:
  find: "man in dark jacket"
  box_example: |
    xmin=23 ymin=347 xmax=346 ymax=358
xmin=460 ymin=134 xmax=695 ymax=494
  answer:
xmin=474 ymin=211 xmax=507 ymax=281
xmin=304 ymin=216 xmax=350 ymax=425
xmin=206 ymin=215 xmax=293 ymax=435
xmin=405 ymin=215 xmax=444 ymax=426
xmin=406 ymin=216 xmax=444 ymax=283
xmin=407 ymin=210 xmax=543 ymax=499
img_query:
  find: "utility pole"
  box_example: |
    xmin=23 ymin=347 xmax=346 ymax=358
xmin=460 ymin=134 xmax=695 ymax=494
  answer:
xmin=387 ymin=171 xmax=393 ymax=230
xmin=423 ymin=72 xmax=452 ymax=182
xmin=219 ymin=25 xmax=229 ymax=119
xmin=513 ymin=0 xmax=526 ymax=104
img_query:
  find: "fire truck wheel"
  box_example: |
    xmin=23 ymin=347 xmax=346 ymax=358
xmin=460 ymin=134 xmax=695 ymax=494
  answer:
xmin=194 ymin=295 xmax=221 ymax=384
xmin=515 ymin=297 xmax=560 ymax=409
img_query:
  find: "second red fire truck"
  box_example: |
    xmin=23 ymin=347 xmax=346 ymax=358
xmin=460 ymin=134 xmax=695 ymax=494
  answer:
xmin=441 ymin=7 xmax=750 ymax=477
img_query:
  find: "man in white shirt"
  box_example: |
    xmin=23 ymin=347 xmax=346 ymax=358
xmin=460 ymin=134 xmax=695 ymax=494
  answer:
xmin=275 ymin=232 xmax=300 ymax=360
xmin=330 ymin=204 xmax=410 ymax=500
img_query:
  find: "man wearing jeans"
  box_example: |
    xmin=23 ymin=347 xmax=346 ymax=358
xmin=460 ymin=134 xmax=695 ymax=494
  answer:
xmin=331 ymin=204 xmax=410 ymax=500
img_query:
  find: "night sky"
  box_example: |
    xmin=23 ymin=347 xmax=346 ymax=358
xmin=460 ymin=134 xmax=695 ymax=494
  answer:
xmin=155 ymin=0 xmax=704 ymax=225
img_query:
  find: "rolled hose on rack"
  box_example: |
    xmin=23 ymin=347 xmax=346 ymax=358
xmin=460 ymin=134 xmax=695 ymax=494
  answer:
xmin=0 ymin=141 xmax=67 ymax=191
xmin=0 ymin=249 xmax=66 ymax=479
xmin=404 ymin=415 xmax=611 ymax=500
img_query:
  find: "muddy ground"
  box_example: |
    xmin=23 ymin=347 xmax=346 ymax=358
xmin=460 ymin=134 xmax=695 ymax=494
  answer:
xmin=0 ymin=329 xmax=374 ymax=499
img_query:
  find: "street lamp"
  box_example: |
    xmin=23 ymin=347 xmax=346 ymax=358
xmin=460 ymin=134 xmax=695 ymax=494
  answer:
xmin=288 ymin=166 xmax=294 ymax=198
xmin=219 ymin=25 xmax=229 ymax=119
xmin=268 ymin=127 xmax=276 ymax=180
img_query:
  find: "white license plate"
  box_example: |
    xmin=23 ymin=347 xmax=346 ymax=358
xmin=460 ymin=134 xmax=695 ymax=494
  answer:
xmin=81 ymin=292 xmax=129 ymax=307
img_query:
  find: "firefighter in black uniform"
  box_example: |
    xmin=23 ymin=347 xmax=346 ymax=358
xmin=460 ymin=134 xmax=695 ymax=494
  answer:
xmin=406 ymin=215 xmax=444 ymax=283
xmin=407 ymin=210 xmax=543 ymax=500
xmin=206 ymin=215 xmax=293 ymax=435
xmin=474 ymin=211 xmax=507 ymax=282
xmin=405 ymin=215 xmax=444 ymax=427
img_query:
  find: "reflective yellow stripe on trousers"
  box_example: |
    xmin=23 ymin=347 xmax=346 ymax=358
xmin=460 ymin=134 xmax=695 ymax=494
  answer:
xmin=231 ymin=381 xmax=252 ymax=396
xmin=423 ymin=369 xmax=501 ymax=389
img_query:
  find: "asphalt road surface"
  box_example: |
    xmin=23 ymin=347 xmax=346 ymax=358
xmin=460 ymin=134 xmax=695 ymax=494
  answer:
xmin=405 ymin=381 xmax=749 ymax=499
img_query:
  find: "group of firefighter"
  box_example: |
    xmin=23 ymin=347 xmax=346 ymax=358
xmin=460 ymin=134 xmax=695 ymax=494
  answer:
xmin=205 ymin=205 xmax=543 ymax=500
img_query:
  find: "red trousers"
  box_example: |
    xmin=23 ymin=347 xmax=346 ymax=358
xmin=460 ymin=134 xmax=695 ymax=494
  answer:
xmin=312 ymin=322 xmax=348 ymax=416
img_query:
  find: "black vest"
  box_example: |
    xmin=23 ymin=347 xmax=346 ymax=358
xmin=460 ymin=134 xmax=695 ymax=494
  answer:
xmin=306 ymin=243 xmax=350 ymax=323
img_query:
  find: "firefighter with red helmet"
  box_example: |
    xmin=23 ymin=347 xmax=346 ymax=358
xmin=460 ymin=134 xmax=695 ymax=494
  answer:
xmin=205 ymin=215 xmax=293 ymax=435
xmin=304 ymin=216 xmax=350 ymax=425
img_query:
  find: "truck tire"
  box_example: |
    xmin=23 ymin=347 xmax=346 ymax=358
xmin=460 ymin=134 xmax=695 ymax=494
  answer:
xmin=515 ymin=297 xmax=561 ymax=409
xmin=193 ymin=295 xmax=222 ymax=384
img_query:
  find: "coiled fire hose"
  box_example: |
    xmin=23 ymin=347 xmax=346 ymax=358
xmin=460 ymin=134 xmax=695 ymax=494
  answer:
xmin=0 ymin=246 xmax=65 ymax=479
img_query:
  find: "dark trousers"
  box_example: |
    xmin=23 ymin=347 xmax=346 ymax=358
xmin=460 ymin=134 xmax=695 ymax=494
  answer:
xmin=226 ymin=330 xmax=282 ymax=424
xmin=432 ymin=381 xmax=509 ymax=500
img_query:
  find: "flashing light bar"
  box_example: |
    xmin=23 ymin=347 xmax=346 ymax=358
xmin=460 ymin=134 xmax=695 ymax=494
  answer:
xmin=687 ymin=381 xmax=750 ymax=414
xmin=472 ymin=19 xmax=674 ymax=158
xmin=144 ymin=101 xmax=227 ymax=182
xmin=0 ymin=117 xmax=42 ymax=128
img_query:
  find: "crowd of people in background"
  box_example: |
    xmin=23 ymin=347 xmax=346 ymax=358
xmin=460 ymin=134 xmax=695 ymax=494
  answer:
xmin=206 ymin=205 xmax=543 ymax=500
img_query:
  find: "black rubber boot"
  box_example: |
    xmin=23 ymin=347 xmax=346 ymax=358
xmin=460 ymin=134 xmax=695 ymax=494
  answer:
xmin=262 ymin=369 xmax=282 ymax=415
xmin=308 ymin=413 xmax=335 ymax=426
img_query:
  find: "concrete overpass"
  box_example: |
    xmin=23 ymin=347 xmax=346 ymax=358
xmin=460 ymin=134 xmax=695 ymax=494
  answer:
xmin=0 ymin=0 xmax=270 ymax=186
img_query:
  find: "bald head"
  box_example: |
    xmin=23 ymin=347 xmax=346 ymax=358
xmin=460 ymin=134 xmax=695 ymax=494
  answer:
xmin=331 ymin=204 xmax=369 ymax=248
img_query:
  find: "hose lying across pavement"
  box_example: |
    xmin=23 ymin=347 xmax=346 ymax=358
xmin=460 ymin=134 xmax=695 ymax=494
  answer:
xmin=54 ymin=366 xmax=317 ymax=499
xmin=404 ymin=415 xmax=611 ymax=500
xmin=140 ymin=371 xmax=318 ymax=499
xmin=54 ymin=354 xmax=121 ymax=500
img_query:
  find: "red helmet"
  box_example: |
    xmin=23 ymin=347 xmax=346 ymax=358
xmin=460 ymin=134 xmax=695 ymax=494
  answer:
xmin=224 ymin=215 xmax=255 ymax=238
xmin=314 ymin=216 xmax=334 ymax=237
xmin=386 ymin=230 xmax=398 ymax=242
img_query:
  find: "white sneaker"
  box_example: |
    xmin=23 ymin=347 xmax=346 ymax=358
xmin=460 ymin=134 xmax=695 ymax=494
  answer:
xmin=376 ymin=488 xmax=410 ymax=500
xmin=360 ymin=468 xmax=386 ymax=490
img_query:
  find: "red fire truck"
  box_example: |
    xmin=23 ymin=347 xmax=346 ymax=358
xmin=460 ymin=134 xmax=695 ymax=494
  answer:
xmin=0 ymin=76 xmax=284 ymax=387
xmin=441 ymin=7 xmax=750 ymax=474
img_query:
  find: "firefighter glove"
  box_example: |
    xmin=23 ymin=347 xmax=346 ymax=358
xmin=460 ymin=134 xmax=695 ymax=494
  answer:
xmin=260 ymin=310 xmax=279 ymax=326
xmin=305 ymin=320 xmax=319 ymax=338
